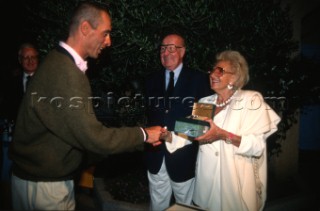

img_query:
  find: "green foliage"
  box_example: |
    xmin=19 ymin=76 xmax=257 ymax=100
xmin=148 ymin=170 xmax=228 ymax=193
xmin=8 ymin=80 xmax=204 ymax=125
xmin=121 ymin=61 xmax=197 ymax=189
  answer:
xmin=26 ymin=0 xmax=319 ymax=157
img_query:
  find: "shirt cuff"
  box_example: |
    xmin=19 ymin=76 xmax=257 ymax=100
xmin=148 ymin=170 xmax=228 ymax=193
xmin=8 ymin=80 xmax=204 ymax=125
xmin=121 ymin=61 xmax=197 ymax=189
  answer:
xmin=140 ymin=127 xmax=148 ymax=142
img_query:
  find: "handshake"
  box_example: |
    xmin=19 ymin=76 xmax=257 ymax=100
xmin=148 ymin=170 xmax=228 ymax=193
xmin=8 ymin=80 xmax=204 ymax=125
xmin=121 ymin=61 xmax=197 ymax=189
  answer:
xmin=144 ymin=119 xmax=219 ymax=146
xmin=144 ymin=126 xmax=172 ymax=146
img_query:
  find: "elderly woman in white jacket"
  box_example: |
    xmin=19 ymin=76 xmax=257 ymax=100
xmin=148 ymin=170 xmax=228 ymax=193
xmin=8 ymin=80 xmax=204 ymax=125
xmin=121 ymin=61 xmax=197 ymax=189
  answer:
xmin=161 ymin=50 xmax=281 ymax=211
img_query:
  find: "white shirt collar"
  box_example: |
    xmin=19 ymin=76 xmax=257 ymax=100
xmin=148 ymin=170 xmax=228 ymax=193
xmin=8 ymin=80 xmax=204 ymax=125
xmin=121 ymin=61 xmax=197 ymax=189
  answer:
xmin=23 ymin=72 xmax=34 ymax=78
xmin=165 ymin=63 xmax=183 ymax=85
xmin=59 ymin=41 xmax=88 ymax=72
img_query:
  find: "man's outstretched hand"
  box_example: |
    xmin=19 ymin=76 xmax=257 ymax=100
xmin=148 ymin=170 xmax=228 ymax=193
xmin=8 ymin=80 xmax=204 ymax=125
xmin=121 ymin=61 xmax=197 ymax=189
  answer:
xmin=144 ymin=126 xmax=164 ymax=146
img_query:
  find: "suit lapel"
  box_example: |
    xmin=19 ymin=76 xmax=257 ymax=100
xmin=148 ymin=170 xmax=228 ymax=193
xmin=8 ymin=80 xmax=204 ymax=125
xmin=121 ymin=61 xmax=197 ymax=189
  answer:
xmin=18 ymin=74 xmax=24 ymax=95
xmin=159 ymin=70 xmax=166 ymax=95
xmin=173 ymin=67 xmax=189 ymax=95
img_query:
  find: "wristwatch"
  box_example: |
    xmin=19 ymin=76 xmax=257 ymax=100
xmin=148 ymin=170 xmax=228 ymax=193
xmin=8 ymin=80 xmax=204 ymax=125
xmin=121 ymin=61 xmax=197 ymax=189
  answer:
xmin=225 ymin=132 xmax=234 ymax=144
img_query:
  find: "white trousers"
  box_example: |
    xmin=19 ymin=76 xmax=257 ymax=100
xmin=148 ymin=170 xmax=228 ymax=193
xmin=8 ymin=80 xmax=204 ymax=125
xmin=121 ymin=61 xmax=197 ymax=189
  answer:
xmin=147 ymin=158 xmax=195 ymax=211
xmin=11 ymin=175 xmax=75 ymax=210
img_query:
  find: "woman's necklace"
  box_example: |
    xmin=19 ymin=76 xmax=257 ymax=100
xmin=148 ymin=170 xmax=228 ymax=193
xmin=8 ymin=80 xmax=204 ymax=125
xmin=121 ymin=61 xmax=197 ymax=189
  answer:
xmin=214 ymin=90 xmax=238 ymax=108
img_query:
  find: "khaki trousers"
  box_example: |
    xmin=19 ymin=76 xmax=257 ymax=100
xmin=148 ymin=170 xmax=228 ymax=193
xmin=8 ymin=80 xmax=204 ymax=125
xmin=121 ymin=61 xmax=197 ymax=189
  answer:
xmin=11 ymin=175 xmax=75 ymax=210
xmin=147 ymin=158 xmax=195 ymax=211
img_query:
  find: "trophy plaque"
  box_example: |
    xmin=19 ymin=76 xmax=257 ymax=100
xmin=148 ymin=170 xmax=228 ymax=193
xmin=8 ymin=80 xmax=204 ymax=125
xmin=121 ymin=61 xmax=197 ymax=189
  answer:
xmin=174 ymin=103 xmax=215 ymax=139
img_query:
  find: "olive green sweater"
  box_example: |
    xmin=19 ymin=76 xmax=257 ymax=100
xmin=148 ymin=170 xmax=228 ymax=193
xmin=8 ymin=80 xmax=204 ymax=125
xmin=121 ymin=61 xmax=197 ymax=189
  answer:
xmin=10 ymin=49 xmax=144 ymax=181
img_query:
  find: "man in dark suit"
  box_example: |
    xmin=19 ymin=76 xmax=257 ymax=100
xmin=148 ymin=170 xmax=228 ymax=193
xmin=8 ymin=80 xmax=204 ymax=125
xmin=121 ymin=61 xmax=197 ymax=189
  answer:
xmin=144 ymin=33 xmax=212 ymax=210
xmin=1 ymin=43 xmax=39 ymax=122
xmin=0 ymin=43 xmax=39 ymax=211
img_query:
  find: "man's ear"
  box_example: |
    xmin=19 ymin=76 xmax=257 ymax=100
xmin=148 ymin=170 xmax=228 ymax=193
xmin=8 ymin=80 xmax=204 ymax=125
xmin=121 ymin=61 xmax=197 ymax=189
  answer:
xmin=181 ymin=47 xmax=186 ymax=58
xmin=80 ymin=21 xmax=91 ymax=36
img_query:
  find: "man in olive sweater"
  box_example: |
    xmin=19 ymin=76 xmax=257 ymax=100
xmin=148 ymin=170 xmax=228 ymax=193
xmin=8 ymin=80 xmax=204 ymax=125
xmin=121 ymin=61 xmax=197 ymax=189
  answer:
xmin=9 ymin=2 xmax=162 ymax=210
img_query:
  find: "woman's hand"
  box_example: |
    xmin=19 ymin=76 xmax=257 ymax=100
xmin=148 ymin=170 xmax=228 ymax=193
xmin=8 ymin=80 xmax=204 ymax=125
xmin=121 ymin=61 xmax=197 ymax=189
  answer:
xmin=195 ymin=119 xmax=222 ymax=143
xmin=160 ymin=127 xmax=172 ymax=143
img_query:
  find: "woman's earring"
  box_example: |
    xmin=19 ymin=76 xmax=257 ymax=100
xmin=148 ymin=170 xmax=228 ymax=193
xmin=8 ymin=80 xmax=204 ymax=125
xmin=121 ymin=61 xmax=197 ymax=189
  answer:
xmin=227 ymin=83 xmax=233 ymax=90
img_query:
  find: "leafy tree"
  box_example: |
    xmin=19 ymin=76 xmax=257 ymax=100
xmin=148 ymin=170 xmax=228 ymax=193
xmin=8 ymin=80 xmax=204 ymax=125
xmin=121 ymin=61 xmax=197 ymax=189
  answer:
xmin=24 ymin=0 xmax=319 ymax=156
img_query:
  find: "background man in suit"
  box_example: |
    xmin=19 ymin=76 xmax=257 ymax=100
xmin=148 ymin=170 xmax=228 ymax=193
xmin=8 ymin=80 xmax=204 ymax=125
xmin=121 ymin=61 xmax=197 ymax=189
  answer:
xmin=1 ymin=43 xmax=39 ymax=122
xmin=144 ymin=33 xmax=212 ymax=210
xmin=0 ymin=44 xmax=39 ymax=210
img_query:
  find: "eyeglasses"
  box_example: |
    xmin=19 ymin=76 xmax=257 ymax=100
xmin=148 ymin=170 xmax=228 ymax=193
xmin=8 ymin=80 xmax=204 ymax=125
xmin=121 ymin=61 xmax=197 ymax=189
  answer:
xmin=21 ymin=56 xmax=38 ymax=62
xmin=209 ymin=66 xmax=234 ymax=77
xmin=160 ymin=44 xmax=184 ymax=53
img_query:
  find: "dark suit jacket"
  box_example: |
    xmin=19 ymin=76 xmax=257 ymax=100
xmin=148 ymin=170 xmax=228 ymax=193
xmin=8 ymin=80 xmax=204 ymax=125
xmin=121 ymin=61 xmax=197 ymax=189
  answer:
xmin=1 ymin=70 xmax=25 ymax=122
xmin=144 ymin=66 xmax=212 ymax=182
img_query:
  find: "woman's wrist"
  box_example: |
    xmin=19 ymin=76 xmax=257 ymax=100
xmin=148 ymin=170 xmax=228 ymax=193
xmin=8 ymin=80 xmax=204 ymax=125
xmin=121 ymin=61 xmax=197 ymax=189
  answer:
xmin=216 ymin=127 xmax=226 ymax=140
xmin=225 ymin=132 xmax=234 ymax=144
xmin=161 ymin=131 xmax=172 ymax=143
xmin=166 ymin=132 xmax=172 ymax=143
